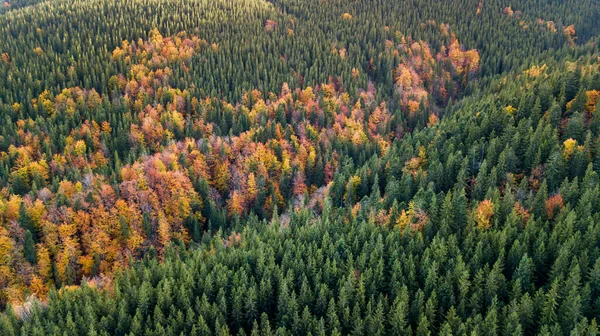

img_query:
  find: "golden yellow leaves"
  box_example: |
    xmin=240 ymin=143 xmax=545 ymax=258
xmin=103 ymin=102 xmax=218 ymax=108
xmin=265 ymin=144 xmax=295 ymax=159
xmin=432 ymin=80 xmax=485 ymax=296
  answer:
xmin=55 ymin=223 xmax=80 ymax=283
xmin=32 ymin=89 xmax=55 ymax=114
xmin=395 ymin=65 xmax=413 ymax=88
xmin=403 ymin=146 xmax=427 ymax=177
xmin=73 ymin=140 xmax=87 ymax=156
xmin=404 ymin=157 xmax=425 ymax=177
xmin=321 ymin=83 xmax=335 ymax=98
xmin=368 ymin=102 xmax=390 ymax=137
xmin=465 ymin=50 xmax=480 ymax=69
xmin=29 ymin=275 xmax=48 ymax=300
xmin=228 ymin=191 xmax=245 ymax=217
xmin=447 ymin=39 xmax=480 ymax=75
xmin=418 ymin=146 xmax=427 ymax=165
xmin=395 ymin=201 xmax=429 ymax=233
xmin=0 ymin=227 xmax=13 ymax=266
xmin=157 ymin=212 xmax=171 ymax=248
xmin=36 ymin=245 xmax=52 ymax=280
xmin=506 ymin=105 xmax=517 ymax=115
xmin=78 ymin=255 xmax=95 ymax=277
xmin=247 ymin=173 xmax=258 ymax=201
xmin=149 ymin=28 xmax=164 ymax=45
xmin=524 ymin=64 xmax=548 ymax=78
xmin=563 ymin=138 xmax=577 ymax=159
xmin=7 ymin=148 xmax=50 ymax=189
xmin=211 ymin=160 xmax=231 ymax=194
xmin=11 ymin=102 xmax=20 ymax=114
xmin=101 ymin=121 xmax=112 ymax=134
xmin=474 ymin=199 xmax=495 ymax=230
xmin=114 ymin=30 xmax=211 ymax=72
xmin=585 ymin=90 xmax=600 ymax=113
xmin=112 ymin=47 xmax=127 ymax=61
xmin=299 ymin=86 xmax=315 ymax=104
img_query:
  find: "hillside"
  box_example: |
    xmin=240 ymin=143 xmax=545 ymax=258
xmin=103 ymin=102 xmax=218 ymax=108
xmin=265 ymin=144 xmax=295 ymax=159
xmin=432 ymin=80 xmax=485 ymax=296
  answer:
xmin=0 ymin=0 xmax=600 ymax=335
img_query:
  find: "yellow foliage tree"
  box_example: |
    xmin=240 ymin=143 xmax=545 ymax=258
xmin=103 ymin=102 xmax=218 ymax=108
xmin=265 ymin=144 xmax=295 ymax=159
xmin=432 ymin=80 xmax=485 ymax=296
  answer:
xmin=228 ymin=190 xmax=245 ymax=217
xmin=157 ymin=212 xmax=171 ymax=249
xmin=563 ymin=138 xmax=577 ymax=159
xmin=585 ymin=90 xmax=600 ymax=113
xmin=29 ymin=275 xmax=48 ymax=300
xmin=246 ymin=173 xmax=258 ymax=201
xmin=395 ymin=201 xmax=429 ymax=232
xmin=506 ymin=105 xmax=517 ymax=115
xmin=36 ymin=245 xmax=52 ymax=280
xmin=474 ymin=199 xmax=495 ymax=230
xmin=0 ymin=228 xmax=13 ymax=267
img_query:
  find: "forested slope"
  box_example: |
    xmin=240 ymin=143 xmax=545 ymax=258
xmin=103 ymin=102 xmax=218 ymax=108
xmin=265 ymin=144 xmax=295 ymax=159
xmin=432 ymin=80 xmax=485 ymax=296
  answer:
xmin=3 ymin=47 xmax=600 ymax=335
xmin=0 ymin=0 xmax=600 ymax=334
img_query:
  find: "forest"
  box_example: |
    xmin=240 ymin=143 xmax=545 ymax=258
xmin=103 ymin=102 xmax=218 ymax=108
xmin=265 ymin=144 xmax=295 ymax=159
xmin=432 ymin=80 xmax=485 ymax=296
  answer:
xmin=1 ymin=0 xmax=600 ymax=334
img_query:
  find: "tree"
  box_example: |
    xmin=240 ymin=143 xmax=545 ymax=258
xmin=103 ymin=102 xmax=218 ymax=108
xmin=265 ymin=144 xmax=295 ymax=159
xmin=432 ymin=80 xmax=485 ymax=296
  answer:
xmin=18 ymin=203 xmax=34 ymax=234
xmin=24 ymin=230 xmax=36 ymax=264
xmin=474 ymin=199 xmax=495 ymax=230
xmin=541 ymin=280 xmax=560 ymax=327
xmin=545 ymin=194 xmax=563 ymax=220
xmin=389 ymin=287 xmax=411 ymax=335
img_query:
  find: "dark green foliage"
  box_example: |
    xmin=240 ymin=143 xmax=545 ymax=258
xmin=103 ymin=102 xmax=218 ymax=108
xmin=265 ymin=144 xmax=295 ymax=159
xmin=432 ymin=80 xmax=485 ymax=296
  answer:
xmin=23 ymin=230 xmax=35 ymax=264
xmin=1 ymin=0 xmax=600 ymax=334
xmin=5 ymin=187 xmax=600 ymax=335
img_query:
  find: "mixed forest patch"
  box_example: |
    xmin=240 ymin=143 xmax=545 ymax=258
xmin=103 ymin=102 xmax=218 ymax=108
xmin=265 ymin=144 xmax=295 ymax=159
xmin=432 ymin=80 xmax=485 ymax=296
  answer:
xmin=0 ymin=0 xmax=600 ymax=334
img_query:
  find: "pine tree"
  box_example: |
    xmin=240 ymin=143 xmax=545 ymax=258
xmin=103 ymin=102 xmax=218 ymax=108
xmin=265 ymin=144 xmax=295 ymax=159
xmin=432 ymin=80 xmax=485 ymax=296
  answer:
xmin=24 ymin=230 xmax=36 ymax=264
